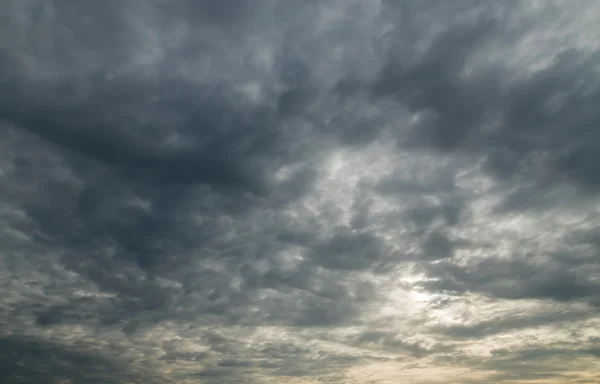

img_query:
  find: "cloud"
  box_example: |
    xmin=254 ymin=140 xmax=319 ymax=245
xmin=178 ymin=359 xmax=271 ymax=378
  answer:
xmin=0 ymin=335 xmax=154 ymax=384
xmin=2 ymin=0 xmax=600 ymax=382
xmin=422 ymin=255 xmax=600 ymax=304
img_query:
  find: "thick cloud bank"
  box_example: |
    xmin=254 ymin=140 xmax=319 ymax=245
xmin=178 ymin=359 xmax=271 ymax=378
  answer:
xmin=2 ymin=1 xmax=600 ymax=383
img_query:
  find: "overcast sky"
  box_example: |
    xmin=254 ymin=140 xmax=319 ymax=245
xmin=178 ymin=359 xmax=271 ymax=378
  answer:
xmin=1 ymin=1 xmax=600 ymax=383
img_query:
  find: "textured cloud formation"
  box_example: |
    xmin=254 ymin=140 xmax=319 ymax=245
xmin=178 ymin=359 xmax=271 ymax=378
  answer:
xmin=2 ymin=0 xmax=600 ymax=383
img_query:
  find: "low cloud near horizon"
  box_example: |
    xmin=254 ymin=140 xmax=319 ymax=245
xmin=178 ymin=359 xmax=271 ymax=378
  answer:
xmin=1 ymin=1 xmax=600 ymax=383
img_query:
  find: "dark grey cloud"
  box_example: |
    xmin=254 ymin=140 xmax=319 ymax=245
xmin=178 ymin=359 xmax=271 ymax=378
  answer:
xmin=473 ymin=346 xmax=600 ymax=383
xmin=2 ymin=0 xmax=600 ymax=383
xmin=0 ymin=335 xmax=155 ymax=384
xmin=422 ymin=255 xmax=600 ymax=304
xmin=431 ymin=306 xmax=597 ymax=340
xmin=372 ymin=9 xmax=600 ymax=198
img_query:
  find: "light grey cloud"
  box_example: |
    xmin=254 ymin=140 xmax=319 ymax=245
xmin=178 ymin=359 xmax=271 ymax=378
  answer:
xmin=2 ymin=0 xmax=600 ymax=383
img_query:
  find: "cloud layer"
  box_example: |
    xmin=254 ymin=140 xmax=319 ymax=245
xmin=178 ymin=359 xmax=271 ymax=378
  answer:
xmin=2 ymin=0 xmax=600 ymax=382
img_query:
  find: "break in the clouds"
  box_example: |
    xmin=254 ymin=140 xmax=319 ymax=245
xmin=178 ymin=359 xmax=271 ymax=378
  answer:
xmin=2 ymin=0 xmax=600 ymax=383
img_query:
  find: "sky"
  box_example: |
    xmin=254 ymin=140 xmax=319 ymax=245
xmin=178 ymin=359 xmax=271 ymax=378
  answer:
xmin=1 ymin=0 xmax=600 ymax=383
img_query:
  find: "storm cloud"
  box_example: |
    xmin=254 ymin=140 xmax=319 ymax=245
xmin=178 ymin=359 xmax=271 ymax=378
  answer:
xmin=2 ymin=0 xmax=600 ymax=382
